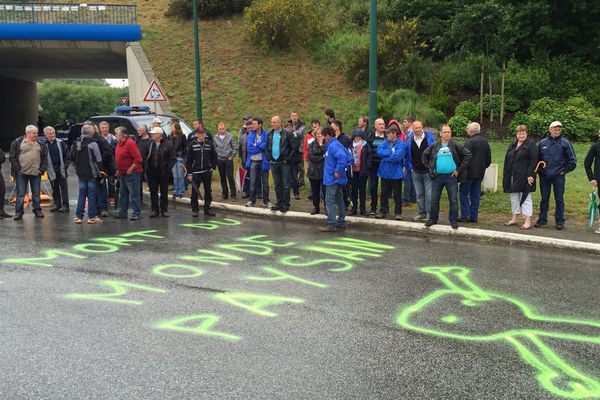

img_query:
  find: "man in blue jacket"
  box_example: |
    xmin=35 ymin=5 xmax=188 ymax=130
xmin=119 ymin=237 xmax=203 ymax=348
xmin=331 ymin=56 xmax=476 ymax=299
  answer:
xmin=375 ymin=129 xmax=406 ymax=220
xmin=405 ymin=120 xmax=436 ymax=221
xmin=245 ymin=118 xmax=272 ymax=209
xmin=319 ymin=126 xmax=352 ymax=232
xmin=534 ymin=121 xmax=577 ymax=230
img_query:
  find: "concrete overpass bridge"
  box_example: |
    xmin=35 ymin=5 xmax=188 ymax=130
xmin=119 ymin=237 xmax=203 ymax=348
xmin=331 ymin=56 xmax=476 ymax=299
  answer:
xmin=0 ymin=2 xmax=168 ymax=145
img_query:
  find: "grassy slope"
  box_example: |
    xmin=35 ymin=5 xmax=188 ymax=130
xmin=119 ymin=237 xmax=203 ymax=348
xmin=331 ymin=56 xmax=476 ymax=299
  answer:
xmin=118 ymin=0 xmax=366 ymax=132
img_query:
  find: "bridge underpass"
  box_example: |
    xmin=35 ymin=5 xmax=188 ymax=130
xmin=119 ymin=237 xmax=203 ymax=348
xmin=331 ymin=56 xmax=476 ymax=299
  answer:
xmin=0 ymin=3 xmax=166 ymax=147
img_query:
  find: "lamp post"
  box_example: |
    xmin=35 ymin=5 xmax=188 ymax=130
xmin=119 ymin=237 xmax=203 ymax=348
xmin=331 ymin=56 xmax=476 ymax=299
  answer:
xmin=192 ymin=0 xmax=203 ymax=120
xmin=368 ymin=0 xmax=377 ymax=131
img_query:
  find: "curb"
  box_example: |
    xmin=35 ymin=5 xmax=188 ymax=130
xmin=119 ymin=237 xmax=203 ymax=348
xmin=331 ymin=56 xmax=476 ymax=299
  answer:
xmin=165 ymin=195 xmax=600 ymax=255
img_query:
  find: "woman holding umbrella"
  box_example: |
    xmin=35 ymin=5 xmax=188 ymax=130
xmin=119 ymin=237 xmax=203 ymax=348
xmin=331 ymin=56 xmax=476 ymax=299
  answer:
xmin=503 ymin=124 xmax=539 ymax=229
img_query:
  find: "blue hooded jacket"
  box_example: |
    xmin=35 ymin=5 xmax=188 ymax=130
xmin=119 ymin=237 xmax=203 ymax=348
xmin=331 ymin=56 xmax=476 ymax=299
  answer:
xmin=377 ymin=138 xmax=406 ymax=179
xmin=245 ymin=129 xmax=270 ymax=171
xmin=537 ymin=134 xmax=577 ymax=177
xmin=323 ymin=137 xmax=352 ymax=186
xmin=405 ymin=130 xmax=436 ymax=170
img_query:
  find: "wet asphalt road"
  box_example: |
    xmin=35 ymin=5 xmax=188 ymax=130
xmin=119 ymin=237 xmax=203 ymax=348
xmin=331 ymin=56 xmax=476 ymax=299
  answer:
xmin=0 ymin=204 xmax=599 ymax=400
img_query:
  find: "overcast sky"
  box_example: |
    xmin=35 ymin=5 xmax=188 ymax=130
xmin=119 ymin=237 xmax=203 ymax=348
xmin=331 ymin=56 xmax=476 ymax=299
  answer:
xmin=105 ymin=79 xmax=128 ymax=88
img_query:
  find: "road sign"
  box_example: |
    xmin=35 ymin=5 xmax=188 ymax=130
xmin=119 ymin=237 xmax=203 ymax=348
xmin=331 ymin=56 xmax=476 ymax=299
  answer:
xmin=143 ymin=80 xmax=167 ymax=102
xmin=119 ymin=97 xmax=129 ymax=105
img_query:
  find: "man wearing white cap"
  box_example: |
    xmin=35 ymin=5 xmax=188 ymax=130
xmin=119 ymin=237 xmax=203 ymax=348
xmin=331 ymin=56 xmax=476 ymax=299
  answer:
xmin=534 ymin=121 xmax=577 ymax=230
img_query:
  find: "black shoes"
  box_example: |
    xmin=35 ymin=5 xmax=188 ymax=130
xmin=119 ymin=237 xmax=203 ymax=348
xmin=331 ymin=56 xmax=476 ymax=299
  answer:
xmin=424 ymin=220 xmax=437 ymax=227
xmin=556 ymin=223 xmax=564 ymax=230
xmin=59 ymin=207 xmax=70 ymax=213
xmin=375 ymin=213 xmax=386 ymax=219
xmin=204 ymin=210 xmax=216 ymax=217
xmin=161 ymin=212 xmax=169 ymax=218
xmin=129 ymin=215 xmax=139 ymax=221
xmin=13 ymin=213 xmax=23 ymax=220
xmin=192 ymin=210 xmax=199 ymax=217
xmin=50 ymin=206 xmax=61 ymax=213
xmin=33 ymin=210 xmax=44 ymax=218
xmin=534 ymin=220 xmax=547 ymax=228
xmin=319 ymin=225 xmax=337 ymax=232
xmin=450 ymin=221 xmax=459 ymax=229
xmin=149 ymin=211 xmax=160 ymax=218
xmin=310 ymin=209 xmax=319 ymax=215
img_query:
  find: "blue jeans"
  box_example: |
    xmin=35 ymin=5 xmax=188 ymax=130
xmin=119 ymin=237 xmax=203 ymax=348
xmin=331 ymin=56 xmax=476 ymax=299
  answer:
xmin=271 ymin=162 xmax=291 ymax=209
xmin=429 ymin=173 xmax=458 ymax=223
xmin=76 ymin=178 xmax=97 ymax=219
xmin=172 ymin=156 xmax=186 ymax=196
xmin=249 ymin=161 xmax=269 ymax=204
xmin=412 ymin=170 xmax=432 ymax=218
xmin=15 ymin=172 xmax=41 ymax=214
xmin=325 ymin=183 xmax=346 ymax=227
xmin=459 ymin=178 xmax=483 ymax=222
xmin=118 ymin=172 xmax=141 ymax=217
xmin=108 ymin=175 xmax=116 ymax=199
xmin=538 ymin=174 xmax=565 ymax=224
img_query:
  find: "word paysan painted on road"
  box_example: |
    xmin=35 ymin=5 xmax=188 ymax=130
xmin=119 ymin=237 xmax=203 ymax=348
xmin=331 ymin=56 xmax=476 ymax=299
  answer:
xmin=14 ymin=218 xmax=393 ymax=342
xmin=396 ymin=266 xmax=600 ymax=399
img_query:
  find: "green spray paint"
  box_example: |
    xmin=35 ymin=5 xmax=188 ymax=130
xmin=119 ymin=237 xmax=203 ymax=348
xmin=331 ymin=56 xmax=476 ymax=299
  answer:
xmin=238 ymin=235 xmax=295 ymax=248
xmin=396 ymin=266 xmax=600 ymax=399
xmin=152 ymin=313 xmax=240 ymax=341
xmin=2 ymin=250 xmax=87 ymax=268
xmin=92 ymin=237 xmax=145 ymax=246
xmin=72 ymin=243 xmax=121 ymax=254
xmin=181 ymin=218 xmax=242 ymax=230
xmin=180 ymin=250 xmax=244 ymax=266
xmin=279 ymin=256 xmax=354 ymax=272
xmin=216 ymin=243 xmax=273 ymax=256
xmin=214 ymin=291 xmax=304 ymax=317
xmin=302 ymin=246 xmax=382 ymax=262
xmin=119 ymin=230 xmax=165 ymax=239
xmin=152 ymin=264 xmax=204 ymax=279
xmin=245 ymin=266 xmax=328 ymax=288
xmin=64 ymin=280 xmax=167 ymax=305
xmin=319 ymin=237 xmax=394 ymax=253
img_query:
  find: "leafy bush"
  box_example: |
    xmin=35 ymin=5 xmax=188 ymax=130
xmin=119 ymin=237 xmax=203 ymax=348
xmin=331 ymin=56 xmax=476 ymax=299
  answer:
xmin=437 ymin=53 xmax=485 ymax=93
xmin=509 ymin=96 xmax=600 ymax=141
xmin=447 ymin=115 xmax=469 ymax=137
xmin=165 ymin=0 xmax=251 ymax=19
xmin=313 ymin=31 xmax=368 ymax=72
xmin=454 ymin=100 xmax=480 ymax=121
xmin=504 ymin=60 xmax=551 ymax=107
xmin=361 ymin=89 xmax=446 ymax=128
xmin=244 ymin=0 xmax=330 ymax=50
xmin=334 ymin=0 xmax=393 ymax=27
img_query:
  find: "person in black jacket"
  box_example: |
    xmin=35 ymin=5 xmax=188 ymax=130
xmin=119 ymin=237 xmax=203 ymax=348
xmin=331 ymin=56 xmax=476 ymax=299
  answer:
xmin=0 ymin=148 xmax=10 ymax=218
xmin=307 ymin=127 xmax=326 ymax=214
xmin=147 ymin=127 xmax=176 ymax=218
xmin=266 ymin=115 xmax=294 ymax=212
xmin=43 ymin=126 xmax=70 ymax=213
xmin=503 ymin=124 xmax=538 ymax=230
xmin=349 ymin=129 xmax=372 ymax=215
xmin=584 ymin=128 xmax=600 ymax=233
xmin=367 ymin=118 xmax=387 ymax=215
xmin=422 ymin=124 xmax=472 ymax=229
xmin=70 ymin=124 xmax=105 ymax=224
xmin=459 ymin=122 xmax=491 ymax=223
xmin=87 ymin=122 xmax=114 ymax=217
xmin=289 ymin=112 xmax=305 ymax=199
xmin=169 ymin=122 xmax=187 ymax=198
xmin=185 ymin=129 xmax=218 ymax=217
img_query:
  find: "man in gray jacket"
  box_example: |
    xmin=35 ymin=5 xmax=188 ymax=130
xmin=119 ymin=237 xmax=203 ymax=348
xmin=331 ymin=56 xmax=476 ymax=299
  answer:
xmin=9 ymin=125 xmax=48 ymax=220
xmin=214 ymin=122 xmax=237 ymax=200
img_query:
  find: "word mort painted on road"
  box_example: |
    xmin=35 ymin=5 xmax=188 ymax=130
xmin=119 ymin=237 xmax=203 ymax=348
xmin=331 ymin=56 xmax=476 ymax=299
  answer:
xmin=396 ymin=266 xmax=600 ymax=399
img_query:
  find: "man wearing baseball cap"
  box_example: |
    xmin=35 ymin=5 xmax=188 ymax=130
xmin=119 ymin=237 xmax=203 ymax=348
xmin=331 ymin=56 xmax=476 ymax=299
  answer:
xmin=534 ymin=121 xmax=577 ymax=230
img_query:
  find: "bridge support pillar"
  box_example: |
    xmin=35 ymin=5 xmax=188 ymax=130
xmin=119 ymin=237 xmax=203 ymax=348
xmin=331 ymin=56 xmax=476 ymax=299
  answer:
xmin=0 ymin=77 xmax=37 ymax=145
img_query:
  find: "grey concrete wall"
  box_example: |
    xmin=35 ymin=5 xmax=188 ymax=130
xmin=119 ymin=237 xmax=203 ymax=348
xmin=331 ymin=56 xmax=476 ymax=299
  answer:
xmin=126 ymin=42 xmax=171 ymax=114
xmin=0 ymin=77 xmax=37 ymax=148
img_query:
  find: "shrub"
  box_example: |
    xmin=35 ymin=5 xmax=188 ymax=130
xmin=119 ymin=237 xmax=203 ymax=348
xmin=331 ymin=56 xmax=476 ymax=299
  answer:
xmin=244 ymin=0 xmax=330 ymax=50
xmin=504 ymin=60 xmax=551 ymax=107
xmin=361 ymin=89 xmax=446 ymax=128
xmin=473 ymin=94 xmax=522 ymax=118
xmin=454 ymin=100 xmax=480 ymax=121
xmin=313 ymin=31 xmax=368 ymax=72
xmin=437 ymin=54 xmax=485 ymax=93
xmin=508 ymin=96 xmax=600 ymax=141
xmin=165 ymin=0 xmax=251 ymax=19
xmin=448 ymin=115 xmax=469 ymax=138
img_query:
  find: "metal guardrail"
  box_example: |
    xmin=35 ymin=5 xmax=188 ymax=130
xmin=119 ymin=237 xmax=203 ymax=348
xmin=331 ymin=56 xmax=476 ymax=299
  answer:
xmin=0 ymin=2 xmax=137 ymax=25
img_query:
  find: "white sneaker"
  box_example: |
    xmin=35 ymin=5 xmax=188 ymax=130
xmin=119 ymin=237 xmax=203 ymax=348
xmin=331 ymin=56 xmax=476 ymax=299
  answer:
xmin=595 ymin=227 xmax=600 ymax=234
xmin=265 ymin=202 xmax=273 ymax=209
xmin=246 ymin=201 xmax=253 ymax=207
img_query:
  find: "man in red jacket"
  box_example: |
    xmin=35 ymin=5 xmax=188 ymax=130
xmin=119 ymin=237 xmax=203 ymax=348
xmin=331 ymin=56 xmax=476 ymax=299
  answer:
xmin=114 ymin=127 xmax=143 ymax=220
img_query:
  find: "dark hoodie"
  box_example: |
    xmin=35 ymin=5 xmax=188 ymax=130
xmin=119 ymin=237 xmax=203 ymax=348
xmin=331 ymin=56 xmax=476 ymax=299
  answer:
xmin=71 ymin=135 xmax=104 ymax=181
xmin=350 ymin=129 xmax=373 ymax=177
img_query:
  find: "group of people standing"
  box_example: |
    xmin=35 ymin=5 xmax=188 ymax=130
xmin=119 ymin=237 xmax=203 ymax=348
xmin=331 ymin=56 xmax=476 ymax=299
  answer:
xmin=0 ymin=110 xmax=596 ymax=233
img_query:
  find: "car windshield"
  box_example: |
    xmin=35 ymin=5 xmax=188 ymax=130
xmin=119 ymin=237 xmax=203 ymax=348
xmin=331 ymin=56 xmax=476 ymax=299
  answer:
xmin=134 ymin=116 xmax=193 ymax=136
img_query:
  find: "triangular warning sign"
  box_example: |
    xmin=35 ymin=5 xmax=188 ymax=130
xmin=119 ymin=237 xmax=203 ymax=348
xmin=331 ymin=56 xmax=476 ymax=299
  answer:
xmin=143 ymin=79 xmax=167 ymax=102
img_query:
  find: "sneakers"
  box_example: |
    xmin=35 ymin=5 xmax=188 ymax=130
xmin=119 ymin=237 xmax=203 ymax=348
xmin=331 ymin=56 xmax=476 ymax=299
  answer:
xmin=450 ymin=221 xmax=459 ymax=229
xmin=424 ymin=220 xmax=437 ymax=227
xmin=556 ymin=223 xmax=564 ymax=230
xmin=265 ymin=202 xmax=273 ymax=209
xmin=245 ymin=201 xmax=253 ymax=207
xmin=395 ymin=214 xmax=403 ymax=221
xmin=375 ymin=213 xmax=386 ymax=219
xmin=88 ymin=216 xmax=102 ymax=225
xmin=412 ymin=215 xmax=427 ymax=221
xmin=534 ymin=220 xmax=547 ymax=228
xmin=595 ymin=227 xmax=600 ymax=234
xmin=33 ymin=210 xmax=44 ymax=218
xmin=74 ymin=217 xmax=83 ymax=224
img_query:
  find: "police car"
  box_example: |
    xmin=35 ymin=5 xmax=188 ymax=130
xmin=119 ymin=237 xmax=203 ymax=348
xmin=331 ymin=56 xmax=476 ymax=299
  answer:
xmin=72 ymin=106 xmax=194 ymax=142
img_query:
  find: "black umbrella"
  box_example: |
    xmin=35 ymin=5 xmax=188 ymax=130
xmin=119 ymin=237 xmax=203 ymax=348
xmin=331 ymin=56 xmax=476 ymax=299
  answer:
xmin=520 ymin=161 xmax=546 ymax=207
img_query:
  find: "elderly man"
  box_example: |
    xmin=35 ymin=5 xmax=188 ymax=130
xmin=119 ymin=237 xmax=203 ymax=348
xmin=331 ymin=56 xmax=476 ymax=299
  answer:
xmin=535 ymin=121 xmax=577 ymax=230
xmin=367 ymin=118 xmax=387 ymax=215
xmin=185 ymin=127 xmax=218 ymax=217
xmin=9 ymin=125 xmax=47 ymax=220
xmin=98 ymin=121 xmax=117 ymax=205
xmin=406 ymin=120 xmax=436 ymax=221
xmin=289 ymin=112 xmax=305 ymax=199
xmin=114 ymin=127 xmax=143 ymax=221
xmin=459 ymin=122 xmax=491 ymax=223
xmin=147 ymin=127 xmax=176 ymax=218
xmin=267 ymin=115 xmax=294 ymax=212
xmin=44 ymin=126 xmax=70 ymax=213
xmin=422 ymin=124 xmax=472 ymax=229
